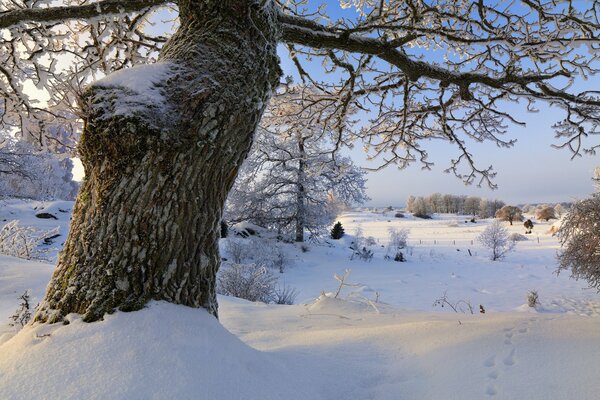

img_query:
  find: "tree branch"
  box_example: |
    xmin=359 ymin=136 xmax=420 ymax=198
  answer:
xmin=0 ymin=0 xmax=170 ymax=29
xmin=279 ymin=13 xmax=568 ymax=90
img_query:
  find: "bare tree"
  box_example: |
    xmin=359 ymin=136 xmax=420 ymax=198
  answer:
xmin=557 ymin=194 xmax=600 ymax=291
xmin=0 ymin=0 xmax=598 ymax=322
xmin=477 ymin=220 xmax=515 ymax=261
xmin=463 ymin=196 xmax=481 ymax=217
xmin=495 ymin=205 xmax=524 ymax=226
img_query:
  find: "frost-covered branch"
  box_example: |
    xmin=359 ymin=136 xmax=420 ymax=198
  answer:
xmin=0 ymin=0 xmax=169 ymax=29
xmin=278 ymin=1 xmax=600 ymax=187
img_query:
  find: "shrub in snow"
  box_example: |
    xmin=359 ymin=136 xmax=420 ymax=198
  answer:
xmin=386 ymin=228 xmax=409 ymax=262
xmin=223 ymin=238 xmax=249 ymax=264
xmin=477 ymin=220 xmax=515 ymax=261
xmin=557 ymin=194 xmax=600 ymax=291
xmin=524 ymin=219 xmax=534 ymax=234
xmin=9 ymin=290 xmax=32 ymax=328
xmin=388 ymin=228 xmax=409 ymax=250
xmin=447 ymin=220 xmax=459 ymax=227
xmin=273 ymin=284 xmax=298 ymax=305
xmin=351 ymin=246 xmax=374 ymax=262
xmin=350 ymin=228 xmax=374 ymax=261
xmin=394 ymin=212 xmax=404 ymax=218
xmin=527 ymin=290 xmax=539 ymax=308
xmin=217 ymin=263 xmax=277 ymax=303
xmin=330 ymin=221 xmax=345 ymax=239
xmin=393 ymin=251 xmax=405 ymax=262
xmin=269 ymin=244 xmax=292 ymax=273
xmin=0 ymin=220 xmax=60 ymax=260
xmin=365 ymin=236 xmax=377 ymax=247
xmin=509 ymin=233 xmax=528 ymax=242
xmin=433 ymin=291 xmax=474 ymax=314
xmin=332 ymin=269 xmax=362 ymax=298
xmin=242 ymin=237 xmax=291 ymax=273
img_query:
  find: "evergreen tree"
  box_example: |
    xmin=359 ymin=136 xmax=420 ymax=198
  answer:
xmin=330 ymin=222 xmax=345 ymax=240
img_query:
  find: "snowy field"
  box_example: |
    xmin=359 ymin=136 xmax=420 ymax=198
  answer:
xmin=1 ymin=201 xmax=599 ymax=399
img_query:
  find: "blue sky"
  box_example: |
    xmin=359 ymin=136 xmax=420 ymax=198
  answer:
xmin=278 ymin=1 xmax=600 ymax=206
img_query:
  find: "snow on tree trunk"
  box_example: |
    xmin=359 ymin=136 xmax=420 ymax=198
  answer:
xmin=295 ymin=137 xmax=306 ymax=243
xmin=36 ymin=0 xmax=281 ymax=323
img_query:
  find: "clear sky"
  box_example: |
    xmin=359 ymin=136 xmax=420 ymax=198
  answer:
xmin=70 ymin=1 xmax=599 ymax=207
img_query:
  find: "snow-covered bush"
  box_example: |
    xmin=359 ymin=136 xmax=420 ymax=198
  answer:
xmin=0 ymin=220 xmax=59 ymax=260
xmin=388 ymin=228 xmax=409 ymax=250
xmin=386 ymin=228 xmax=409 ymax=262
xmin=252 ymin=239 xmax=292 ymax=273
xmin=217 ymin=263 xmax=277 ymax=303
xmin=477 ymin=220 xmax=515 ymax=261
xmin=223 ymin=238 xmax=250 ymax=264
xmin=350 ymin=246 xmax=374 ymax=262
xmin=365 ymin=236 xmax=377 ymax=247
xmin=527 ymin=290 xmax=539 ymax=308
xmin=509 ymin=233 xmax=528 ymax=242
xmin=350 ymin=228 xmax=374 ymax=261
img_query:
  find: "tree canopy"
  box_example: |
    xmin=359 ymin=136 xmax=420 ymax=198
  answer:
xmin=1 ymin=0 xmax=599 ymax=184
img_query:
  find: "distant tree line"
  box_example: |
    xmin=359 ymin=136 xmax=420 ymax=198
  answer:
xmin=406 ymin=193 xmax=569 ymax=222
xmin=406 ymin=193 xmax=506 ymax=218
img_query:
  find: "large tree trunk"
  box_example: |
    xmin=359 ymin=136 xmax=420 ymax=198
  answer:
xmin=295 ymin=136 xmax=306 ymax=242
xmin=35 ymin=0 xmax=281 ymax=323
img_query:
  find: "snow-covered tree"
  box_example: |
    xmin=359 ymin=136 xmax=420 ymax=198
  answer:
xmin=535 ymin=205 xmax=556 ymax=221
xmin=0 ymin=134 xmax=78 ymax=200
xmin=463 ymin=196 xmax=481 ymax=217
xmin=554 ymin=204 xmax=564 ymax=217
xmin=1 ymin=1 xmax=598 ymax=322
xmin=478 ymin=199 xmax=490 ymax=218
xmin=495 ymin=206 xmax=524 ymax=226
xmin=557 ymin=194 xmax=600 ymax=291
xmin=226 ymin=87 xmax=369 ymax=242
xmin=411 ymin=197 xmax=431 ymax=218
xmin=477 ymin=220 xmax=515 ymax=261
xmin=406 ymin=196 xmax=416 ymax=213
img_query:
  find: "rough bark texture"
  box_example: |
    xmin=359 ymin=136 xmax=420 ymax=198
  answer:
xmin=295 ymin=136 xmax=306 ymax=242
xmin=36 ymin=0 xmax=281 ymax=323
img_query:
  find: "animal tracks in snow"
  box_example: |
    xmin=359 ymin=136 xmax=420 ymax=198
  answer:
xmin=483 ymin=319 xmax=536 ymax=396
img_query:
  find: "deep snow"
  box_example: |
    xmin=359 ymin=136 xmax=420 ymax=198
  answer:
xmin=0 ymin=202 xmax=599 ymax=399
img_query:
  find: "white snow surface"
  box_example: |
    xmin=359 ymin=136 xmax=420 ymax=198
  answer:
xmin=1 ymin=204 xmax=600 ymax=399
xmin=91 ymin=63 xmax=175 ymax=121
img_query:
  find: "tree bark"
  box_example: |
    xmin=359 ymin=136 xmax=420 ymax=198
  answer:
xmin=295 ymin=136 xmax=306 ymax=242
xmin=36 ymin=0 xmax=281 ymax=323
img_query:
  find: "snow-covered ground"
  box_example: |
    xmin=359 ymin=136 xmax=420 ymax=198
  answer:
xmin=1 ymin=202 xmax=599 ymax=399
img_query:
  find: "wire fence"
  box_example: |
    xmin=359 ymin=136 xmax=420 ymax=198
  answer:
xmin=410 ymin=236 xmax=542 ymax=247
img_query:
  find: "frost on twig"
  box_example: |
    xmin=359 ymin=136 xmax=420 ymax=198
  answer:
xmin=0 ymin=220 xmax=60 ymax=260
